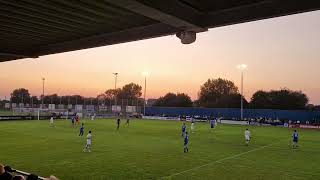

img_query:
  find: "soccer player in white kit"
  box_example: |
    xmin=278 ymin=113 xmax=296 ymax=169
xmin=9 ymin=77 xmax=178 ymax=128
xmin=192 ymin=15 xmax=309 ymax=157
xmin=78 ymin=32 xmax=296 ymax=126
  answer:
xmin=83 ymin=131 xmax=92 ymax=152
xmin=245 ymin=129 xmax=251 ymax=145
xmin=190 ymin=121 xmax=195 ymax=133
xmin=50 ymin=116 xmax=54 ymax=127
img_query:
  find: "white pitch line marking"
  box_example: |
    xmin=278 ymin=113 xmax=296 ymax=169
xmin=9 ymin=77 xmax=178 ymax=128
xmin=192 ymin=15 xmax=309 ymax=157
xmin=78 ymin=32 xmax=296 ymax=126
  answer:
xmin=160 ymin=143 xmax=273 ymax=179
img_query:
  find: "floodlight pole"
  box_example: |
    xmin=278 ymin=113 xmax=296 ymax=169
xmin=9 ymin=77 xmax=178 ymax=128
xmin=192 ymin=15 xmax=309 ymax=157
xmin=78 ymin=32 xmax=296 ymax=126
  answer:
xmin=41 ymin=78 xmax=45 ymax=109
xmin=240 ymin=71 xmax=244 ymax=121
xmin=113 ymin=73 xmax=118 ymax=106
xmin=144 ymin=75 xmax=147 ymax=116
xmin=237 ymin=64 xmax=247 ymax=121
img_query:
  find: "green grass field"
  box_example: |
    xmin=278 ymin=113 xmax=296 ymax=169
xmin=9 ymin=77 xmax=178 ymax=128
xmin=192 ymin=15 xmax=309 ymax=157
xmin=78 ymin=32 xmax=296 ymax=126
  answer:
xmin=1 ymin=119 xmax=319 ymax=180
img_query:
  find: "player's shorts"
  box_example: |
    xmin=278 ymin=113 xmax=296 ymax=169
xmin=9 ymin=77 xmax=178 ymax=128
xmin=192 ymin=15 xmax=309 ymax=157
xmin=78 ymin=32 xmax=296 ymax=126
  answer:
xmin=293 ymin=138 xmax=298 ymax=142
xmin=245 ymin=135 xmax=250 ymax=141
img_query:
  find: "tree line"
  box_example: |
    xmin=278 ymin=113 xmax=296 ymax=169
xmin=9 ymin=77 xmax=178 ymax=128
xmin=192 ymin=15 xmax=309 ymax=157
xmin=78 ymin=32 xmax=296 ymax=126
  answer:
xmin=154 ymin=78 xmax=315 ymax=110
xmin=1 ymin=78 xmax=318 ymax=110
xmin=5 ymin=88 xmax=99 ymax=105
xmin=2 ymin=83 xmax=144 ymax=106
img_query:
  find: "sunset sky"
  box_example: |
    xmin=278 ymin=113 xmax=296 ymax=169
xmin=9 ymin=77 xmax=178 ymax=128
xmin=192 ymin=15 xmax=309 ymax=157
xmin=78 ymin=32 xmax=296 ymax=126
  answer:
xmin=0 ymin=11 xmax=319 ymax=104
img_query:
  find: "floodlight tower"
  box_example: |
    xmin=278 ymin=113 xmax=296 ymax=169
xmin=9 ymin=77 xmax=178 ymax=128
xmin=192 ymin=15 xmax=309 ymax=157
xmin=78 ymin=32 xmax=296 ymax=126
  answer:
xmin=41 ymin=77 xmax=45 ymax=109
xmin=237 ymin=64 xmax=247 ymax=120
xmin=113 ymin=73 xmax=118 ymax=106
xmin=142 ymin=72 xmax=149 ymax=116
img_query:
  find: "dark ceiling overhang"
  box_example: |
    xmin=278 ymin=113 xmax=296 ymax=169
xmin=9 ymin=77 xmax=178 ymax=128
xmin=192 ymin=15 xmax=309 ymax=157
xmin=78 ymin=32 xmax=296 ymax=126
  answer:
xmin=0 ymin=0 xmax=319 ymax=62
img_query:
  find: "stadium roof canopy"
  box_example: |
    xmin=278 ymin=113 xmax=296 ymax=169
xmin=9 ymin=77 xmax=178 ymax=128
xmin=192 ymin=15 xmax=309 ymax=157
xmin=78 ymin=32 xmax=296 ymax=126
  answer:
xmin=0 ymin=0 xmax=319 ymax=62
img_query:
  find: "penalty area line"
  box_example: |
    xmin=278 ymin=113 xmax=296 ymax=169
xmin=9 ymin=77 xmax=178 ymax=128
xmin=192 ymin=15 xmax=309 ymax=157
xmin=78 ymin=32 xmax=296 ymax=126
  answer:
xmin=160 ymin=143 xmax=273 ymax=179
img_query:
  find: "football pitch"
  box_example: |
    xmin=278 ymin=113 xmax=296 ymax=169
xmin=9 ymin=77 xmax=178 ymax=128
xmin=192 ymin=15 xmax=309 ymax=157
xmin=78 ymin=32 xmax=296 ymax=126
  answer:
xmin=1 ymin=119 xmax=319 ymax=180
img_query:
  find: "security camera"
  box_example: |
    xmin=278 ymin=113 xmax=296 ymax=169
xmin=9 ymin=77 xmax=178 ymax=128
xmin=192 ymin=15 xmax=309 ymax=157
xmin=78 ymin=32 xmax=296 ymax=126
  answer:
xmin=176 ymin=31 xmax=196 ymax=44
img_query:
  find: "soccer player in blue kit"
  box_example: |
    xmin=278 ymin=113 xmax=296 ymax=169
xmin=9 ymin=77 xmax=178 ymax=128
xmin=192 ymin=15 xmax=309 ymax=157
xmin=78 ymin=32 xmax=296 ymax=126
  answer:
xmin=210 ymin=119 xmax=215 ymax=129
xmin=292 ymin=130 xmax=299 ymax=148
xmin=184 ymin=132 xmax=189 ymax=153
xmin=182 ymin=123 xmax=187 ymax=137
xmin=79 ymin=123 xmax=84 ymax=136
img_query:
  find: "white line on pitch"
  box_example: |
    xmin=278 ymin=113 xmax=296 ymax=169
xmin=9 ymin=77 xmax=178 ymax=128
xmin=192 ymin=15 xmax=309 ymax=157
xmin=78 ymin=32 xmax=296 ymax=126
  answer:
xmin=160 ymin=143 xmax=273 ymax=179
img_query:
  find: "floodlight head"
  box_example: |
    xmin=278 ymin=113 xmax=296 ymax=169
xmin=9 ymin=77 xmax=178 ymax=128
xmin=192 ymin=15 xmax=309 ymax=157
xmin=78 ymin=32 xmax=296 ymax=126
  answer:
xmin=237 ymin=64 xmax=248 ymax=70
xmin=113 ymin=72 xmax=118 ymax=76
xmin=142 ymin=71 xmax=149 ymax=77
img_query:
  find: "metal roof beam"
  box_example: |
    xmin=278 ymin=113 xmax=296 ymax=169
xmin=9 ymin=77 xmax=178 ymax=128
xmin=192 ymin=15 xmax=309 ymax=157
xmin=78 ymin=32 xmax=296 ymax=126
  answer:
xmin=0 ymin=8 xmax=87 ymax=36
xmin=203 ymin=0 xmax=320 ymax=28
xmin=0 ymin=53 xmax=37 ymax=59
xmin=0 ymin=0 xmax=95 ymax=31
xmin=36 ymin=23 xmax=178 ymax=56
xmin=0 ymin=26 xmax=52 ymax=40
xmin=104 ymin=0 xmax=207 ymax=32
xmin=49 ymin=0 xmax=134 ymax=30
xmin=24 ymin=0 xmax=109 ymax=24
xmin=52 ymin=0 xmax=157 ymax=29
xmin=208 ymin=0 xmax=271 ymax=15
xmin=81 ymin=0 xmax=135 ymax=16
xmin=0 ymin=16 xmax=74 ymax=36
